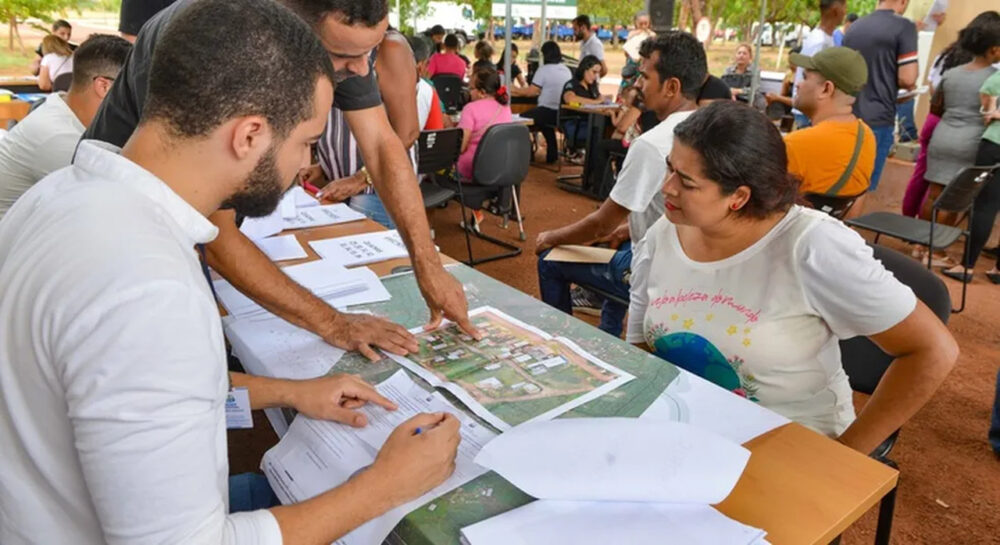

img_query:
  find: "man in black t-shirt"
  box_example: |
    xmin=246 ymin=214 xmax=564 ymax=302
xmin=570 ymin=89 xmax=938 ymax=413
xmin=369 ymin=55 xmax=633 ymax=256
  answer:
xmin=119 ymin=0 xmax=178 ymax=42
xmin=83 ymin=0 xmax=477 ymax=359
xmin=842 ymin=0 xmax=918 ymax=191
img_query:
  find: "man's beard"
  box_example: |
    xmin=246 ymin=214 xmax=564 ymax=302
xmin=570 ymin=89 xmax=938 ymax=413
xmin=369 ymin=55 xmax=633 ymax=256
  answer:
xmin=333 ymin=69 xmax=356 ymax=83
xmin=221 ymin=145 xmax=290 ymax=218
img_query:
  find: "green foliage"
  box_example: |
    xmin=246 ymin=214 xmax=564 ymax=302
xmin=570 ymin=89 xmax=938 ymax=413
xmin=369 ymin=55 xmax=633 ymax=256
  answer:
xmin=0 ymin=0 xmax=88 ymax=50
xmin=579 ymin=0 xmax=645 ymax=27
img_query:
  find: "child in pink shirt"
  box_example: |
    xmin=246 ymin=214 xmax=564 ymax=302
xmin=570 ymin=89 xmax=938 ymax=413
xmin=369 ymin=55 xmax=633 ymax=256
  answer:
xmin=427 ymin=34 xmax=468 ymax=78
xmin=457 ymin=63 xmax=513 ymax=181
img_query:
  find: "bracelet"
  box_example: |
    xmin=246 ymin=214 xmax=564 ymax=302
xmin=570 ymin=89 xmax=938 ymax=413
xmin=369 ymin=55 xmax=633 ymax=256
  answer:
xmin=359 ymin=166 xmax=373 ymax=187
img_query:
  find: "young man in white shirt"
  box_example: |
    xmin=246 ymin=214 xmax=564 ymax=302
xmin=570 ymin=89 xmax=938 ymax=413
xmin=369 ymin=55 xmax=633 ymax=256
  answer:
xmin=534 ymin=31 xmax=706 ymax=337
xmin=573 ymin=14 xmax=607 ymax=77
xmin=0 ymin=2 xmax=459 ymax=544
xmin=0 ymin=34 xmax=131 ymax=220
xmin=791 ymin=0 xmax=846 ymax=129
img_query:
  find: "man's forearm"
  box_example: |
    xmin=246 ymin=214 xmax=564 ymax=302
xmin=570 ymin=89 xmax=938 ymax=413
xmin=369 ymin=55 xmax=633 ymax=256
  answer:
xmin=548 ymin=203 xmax=628 ymax=247
xmin=204 ymin=210 xmax=337 ymax=336
xmin=364 ymin=131 xmax=440 ymax=271
xmin=271 ymin=469 xmax=396 ymax=545
xmin=230 ymin=372 xmax=295 ymax=410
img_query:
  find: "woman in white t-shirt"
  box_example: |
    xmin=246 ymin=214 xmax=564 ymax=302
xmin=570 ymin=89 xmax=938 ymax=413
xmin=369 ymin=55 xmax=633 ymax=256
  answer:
xmin=38 ymin=34 xmax=74 ymax=92
xmin=627 ymin=101 xmax=958 ymax=454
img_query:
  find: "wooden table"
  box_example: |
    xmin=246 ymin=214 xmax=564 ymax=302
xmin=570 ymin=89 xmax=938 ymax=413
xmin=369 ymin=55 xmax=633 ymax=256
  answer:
xmin=0 ymin=99 xmax=30 ymax=129
xmin=0 ymin=76 xmax=41 ymax=93
xmin=243 ymin=218 xmax=898 ymax=545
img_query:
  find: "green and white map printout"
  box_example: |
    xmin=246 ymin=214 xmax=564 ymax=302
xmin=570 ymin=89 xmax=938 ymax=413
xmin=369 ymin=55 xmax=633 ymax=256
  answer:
xmin=387 ymin=306 xmax=634 ymax=430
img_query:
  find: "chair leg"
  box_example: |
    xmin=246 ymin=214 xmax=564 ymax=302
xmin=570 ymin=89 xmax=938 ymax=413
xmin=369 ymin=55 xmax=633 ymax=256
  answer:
xmin=511 ymin=185 xmax=526 ymax=242
xmin=455 ymin=184 xmax=476 ymax=267
xmin=874 ymin=458 xmax=898 ymax=545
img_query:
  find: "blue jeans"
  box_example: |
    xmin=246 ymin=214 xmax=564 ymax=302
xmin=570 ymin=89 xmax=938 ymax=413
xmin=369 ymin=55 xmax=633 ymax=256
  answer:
xmin=348 ymin=192 xmax=395 ymax=229
xmin=793 ymin=112 xmax=812 ymax=130
xmin=870 ymin=124 xmax=895 ymax=192
xmin=991 ymin=369 xmax=1000 ymax=455
xmin=229 ymin=472 xmax=280 ymax=513
xmin=896 ymin=101 xmax=918 ymax=142
xmin=537 ymin=242 xmax=632 ymax=337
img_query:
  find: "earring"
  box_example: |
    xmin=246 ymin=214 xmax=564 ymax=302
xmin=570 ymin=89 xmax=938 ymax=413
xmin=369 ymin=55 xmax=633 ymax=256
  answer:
xmin=730 ymin=203 xmax=740 ymax=210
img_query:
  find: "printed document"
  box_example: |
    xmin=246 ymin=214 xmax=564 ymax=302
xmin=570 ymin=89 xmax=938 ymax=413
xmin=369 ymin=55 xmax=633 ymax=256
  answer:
xmin=309 ymin=230 xmax=411 ymax=267
xmin=261 ymin=370 xmax=496 ymax=545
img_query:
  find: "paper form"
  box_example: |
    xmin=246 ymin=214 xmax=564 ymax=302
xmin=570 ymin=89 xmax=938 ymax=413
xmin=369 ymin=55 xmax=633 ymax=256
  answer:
xmin=239 ymin=208 xmax=284 ymax=240
xmin=253 ymin=234 xmax=308 ymax=262
xmin=283 ymin=203 xmax=366 ymax=230
xmin=542 ymin=244 xmax=617 ymax=264
xmin=461 ymin=501 xmax=769 ymax=545
xmin=289 ymin=185 xmax=320 ymax=208
xmin=213 ymin=259 xmax=389 ymax=319
xmin=308 ymin=230 xmax=411 ymax=267
xmin=474 ymin=418 xmax=750 ymax=504
xmin=640 ymin=369 xmax=790 ymax=446
xmin=261 ymin=370 xmax=496 ymax=545
xmin=224 ymin=314 xmax=346 ymax=381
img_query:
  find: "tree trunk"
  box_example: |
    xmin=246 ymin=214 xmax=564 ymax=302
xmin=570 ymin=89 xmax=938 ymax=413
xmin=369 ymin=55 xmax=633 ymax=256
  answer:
xmin=8 ymin=15 xmax=14 ymax=51
xmin=12 ymin=17 xmax=24 ymax=52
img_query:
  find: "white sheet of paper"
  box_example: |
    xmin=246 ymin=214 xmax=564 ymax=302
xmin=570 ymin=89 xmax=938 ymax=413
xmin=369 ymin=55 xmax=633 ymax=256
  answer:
xmin=279 ymin=190 xmax=297 ymax=219
xmin=261 ymin=370 xmax=496 ymax=545
xmin=309 ymin=229 xmax=411 ymax=267
xmin=386 ymin=306 xmax=634 ymax=431
xmin=239 ymin=209 xmax=284 ymax=240
xmin=213 ymin=259 xmax=373 ymax=319
xmin=474 ymin=418 xmax=750 ymax=504
xmin=461 ymin=501 xmax=769 ymax=545
xmin=283 ymin=203 xmax=366 ymax=230
xmin=223 ymin=314 xmax=346 ymax=381
xmin=639 ymin=370 xmax=790 ymax=446
xmin=253 ymin=234 xmax=308 ymax=262
xmin=290 ymin=185 xmax=320 ymax=208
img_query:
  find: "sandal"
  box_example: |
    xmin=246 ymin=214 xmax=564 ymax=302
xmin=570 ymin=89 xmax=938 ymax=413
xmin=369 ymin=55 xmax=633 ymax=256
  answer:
xmin=941 ymin=268 xmax=973 ymax=284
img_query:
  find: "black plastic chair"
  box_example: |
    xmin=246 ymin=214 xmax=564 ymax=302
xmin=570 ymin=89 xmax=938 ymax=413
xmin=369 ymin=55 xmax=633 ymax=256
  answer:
xmin=803 ymin=192 xmax=864 ymax=220
xmin=839 ymin=244 xmax=951 ymax=545
xmin=415 ymin=129 xmax=460 ymax=209
xmin=435 ymin=123 xmax=530 ymax=266
xmin=846 ymin=165 xmax=1000 ymax=313
xmin=431 ymin=74 xmax=465 ymax=115
xmin=52 ymin=72 xmax=72 ymax=92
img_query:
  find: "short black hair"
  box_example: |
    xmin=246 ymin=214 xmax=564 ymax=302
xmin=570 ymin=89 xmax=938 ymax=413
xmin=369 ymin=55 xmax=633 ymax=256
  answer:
xmin=475 ymin=39 xmax=493 ymax=61
xmin=673 ymin=101 xmax=799 ymax=219
xmin=471 ymin=62 xmax=508 ymax=105
xmin=958 ymin=10 xmax=1000 ymax=56
xmin=846 ymin=12 xmax=859 ymax=22
xmin=638 ymin=31 xmax=707 ymax=100
xmin=429 ymin=24 xmax=446 ymax=36
xmin=820 ymin=0 xmax=845 ymax=11
xmin=541 ymin=40 xmax=562 ymax=64
xmin=573 ymin=15 xmax=591 ymax=28
xmin=143 ymin=0 xmax=334 ymax=139
xmin=52 ymin=19 xmax=71 ymax=31
xmin=697 ymin=75 xmax=732 ymax=102
xmin=408 ymin=35 xmax=431 ymax=63
xmin=70 ymin=34 xmax=131 ymax=90
xmin=281 ymin=0 xmax=387 ymax=27
xmin=444 ymin=34 xmax=460 ymax=49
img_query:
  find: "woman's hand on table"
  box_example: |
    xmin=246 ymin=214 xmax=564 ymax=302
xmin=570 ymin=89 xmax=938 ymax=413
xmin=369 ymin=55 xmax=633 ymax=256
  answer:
xmin=318 ymin=172 xmax=368 ymax=203
xmin=286 ymin=373 xmax=398 ymax=427
xmin=318 ymin=311 xmax=419 ymax=361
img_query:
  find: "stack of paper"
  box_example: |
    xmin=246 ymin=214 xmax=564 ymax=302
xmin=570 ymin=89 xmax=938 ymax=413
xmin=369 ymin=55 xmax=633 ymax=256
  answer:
xmin=253 ymin=234 xmax=308 ymax=262
xmin=261 ymin=371 xmax=497 ymax=545
xmin=283 ymin=203 xmax=366 ymax=230
xmin=238 ymin=187 xmax=363 ymax=241
xmin=213 ymin=259 xmax=390 ymax=319
xmin=463 ymin=418 xmax=766 ymax=545
xmin=309 ymin=230 xmax=411 ymax=267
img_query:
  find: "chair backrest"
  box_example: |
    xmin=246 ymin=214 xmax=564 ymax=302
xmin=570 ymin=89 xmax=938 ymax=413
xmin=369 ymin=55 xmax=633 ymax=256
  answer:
xmin=431 ymin=74 xmax=464 ymax=114
xmin=472 ymin=123 xmax=531 ymax=187
xmin=840 ymin=244 xmax=951 ymax=395
xmin=802 ymin=192 xmax=862 ymax=220
xmin=416 ymin=128 xmax=463 ymax=174
xmin=933 ymin=165 xmax=1000 ymax=214
xmin=52 ymin=72 xmax=72 ymax=93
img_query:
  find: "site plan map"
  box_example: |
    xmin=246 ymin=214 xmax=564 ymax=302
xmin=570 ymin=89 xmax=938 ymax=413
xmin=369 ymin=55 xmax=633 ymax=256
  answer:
xmin=388 ymin=306 xmax=634 ymax=430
